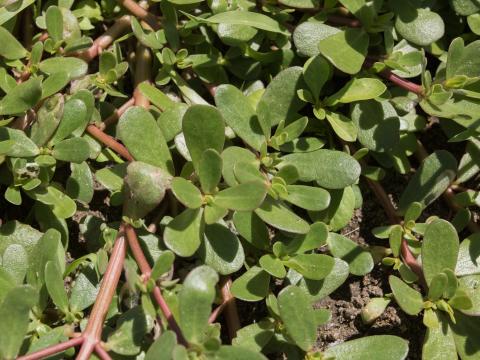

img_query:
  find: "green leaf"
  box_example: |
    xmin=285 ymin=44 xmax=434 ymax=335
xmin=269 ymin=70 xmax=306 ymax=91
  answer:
xmin=212 ymin=346 xmax=268 ymax=360
xmin=281 ymin=222 xmax=329 ymax=254
xmin=164 ymin=208 xmax=204 ymax=257
xmin=293 ymin=22 xmax=340 ymax=58
xmin=157 ymin=102 xmax=188 ymax=142
xmin=327 ymin=233 xmax=374 ymax=276
xmin=278 ymin=285 xmax=317 ymax=351
xmin=69 ymin=265 xmax=99 ymax=312
xmin=50 ymin=98 xmax=88 ymax=145
xmin=255 ymin=196 xmax=310 ymax=234
xmin=139 ymin=82 xmax=175 ymax=111
xmin=389 ymin=275 xmax=424 ymax=315
xmin=198 ymin=223 xmax=244 ymax=275
xmin=214 ymin=181 xmax=267 ymax=211
xmin=351 ymin=100 xmax=400 ymax=152
xmin=361 ymin=297 xmax=391 ymax=325
xmin=66 ymin=161 xmax=94 ymax=203
xmin=231 ymin=266 xmax=270 ymax=301
xmin=325 ymin=111 xmax=358 ymax=142
xmin=233 ymin=319 xmax=275 ymax=352
xmin=422 ymin=219 xmax=459 ymax=285
xmin=198 ymin=149 xmax=222 ymax=194
xmin=0 ymin=25 xmax=27 ymax=59
xmin=26 ymin=186 xmax=77 ymax=219
xmin=395 ymin=8 xmax=444 ymax=46
xmin=179 ymin=265 xmax=218 ymax=344
xmin=203 ymin=203 xmax=228 ymax=225
xmin=221 ymin=146 xmax=257 ymax=186
xmin=123 ymin=161 xmax=169 ymax=220
xmin=257 ymin=66 xmax=305 ymax=129
xmin=215 ymin=84 xmax=265 ymax=150
xmin=150 ymin=251 xmax=175 ymax=281
xmin=52 ymin=137 xmax=90 ymax=163
xmin=398 ymin=151 xmax=457 ymax=213
xmin=233 ymin=211 xmax=270 ymax=250
xmin=0 ymin=286 xmax=38 ymax=359
xmin=450 ymin=311 xmax=480 ymax=360
xmin=0 ymin=221 xmax=43 ymax=261
xmin=45 ymin=261 xmax=69 ymax=313
xmin=283 ymin=184 xmax=331 ymax=211
xmin=182 ymin=105 xmax=225 ymax=170
xmin=0 ymin=77 xmax=42 ymax=115
xmin=457 ymin=275 xmax=480 ymax=315
xmin=299 ymin=258 xmax=349 ymax=301
xmin=280 ymin=149 xmax=361 ymax=189
xmin=171 ymin=177 xmax=203 ymax=209
xmin=0 ymin=128 xmax=39 ymax=157
xmin=259 ymin=254 xmax=286 ymax=278
xmin=303 ymin=55 xmax=331 ymax=100
xmin=326 ymin=78 xmax=386 ymax=105
xmin=324 ymin=335 xmax=409 ymax=360
xmin=145 ymin=331 xmax=177 ymax=360
xmin=455 ymin=233 xmax=480 ymax=276
xmin=188 ymin=10 xmax=288 ymax=35
xmin=118 ymin=107 xmax=174 ymax=174
xmin=107 ymin=306 xmax=150 ymax=356
xmin=422 ymin=313 xmax=457 ymax=360
xmin=0 ymin=0 xmax=35 ymax=26
xmin=30 ymin=94 xmax=64 ymax=146
xmin=283 ymin=253 xmax=334 ymax=280
xmin=318 ymin=28 xmax=369 ymax=74
xmin=46 ymin=5 xmax=64 ymax=42
xmin=39 ymin=57 xmax=88 ymax=80
xmin=428 ymin=273 xmax=448 ymax=301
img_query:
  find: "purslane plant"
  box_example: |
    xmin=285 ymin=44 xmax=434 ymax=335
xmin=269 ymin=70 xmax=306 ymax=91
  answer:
xmin=0 ymin=0 xmax=479 ymax=359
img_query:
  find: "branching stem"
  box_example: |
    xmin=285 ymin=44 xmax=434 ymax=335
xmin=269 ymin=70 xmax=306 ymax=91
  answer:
xmin=124 ymin=225 xmax=188 ymax=346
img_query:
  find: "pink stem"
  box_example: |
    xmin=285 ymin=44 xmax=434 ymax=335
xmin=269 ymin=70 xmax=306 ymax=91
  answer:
xmin=17 ymin=337 xmax=84 ymax=360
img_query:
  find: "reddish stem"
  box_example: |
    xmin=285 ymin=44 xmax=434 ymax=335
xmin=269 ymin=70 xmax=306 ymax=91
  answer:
xmin=125 ymin=224 xmax=152 ymax=278
xmin=117 ymin=0 xmax=160 ymax=30
xmin=124 ymin=225 xmax=187 ymax=346
xmin=95 ymin=343 xmax=113 ymax=360
xmin=86 ymin=124 xmax=134 ymax=161
xmin=326 ymin=14 xmax=361 ymax=27
xmin=363 ymin=58 xmax=424 ymax=95
xmin=345 ymin=143 xmax=425 ymax=282
xmin=17 ymin=337 xmax=84 ymax=360
xmin=78 ymin=16 xmax=131 ymax=62
xmin=100 ymin=97 xmax=135 ymax=130
xmin=76 ymin=228 xmax=127 ymax=360
xmin=379 ymin=69 xmax=424 ymax=95
xmin=134 ymin=43 xmax=152 ymax=108
xmin=216 ymin=278 xmax=241 ymax=340
xmin=415 ymin=141 xmax=480 ymax=233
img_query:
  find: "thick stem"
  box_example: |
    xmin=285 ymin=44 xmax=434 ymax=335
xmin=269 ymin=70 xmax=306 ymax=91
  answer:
xmin=95 ymin=343 xmax=113 ymax=360
xmin=379 ymin=69 xmax=424 ymax=95
xmin=363 ymin=58 xmax=424 ymax=95
xmin=17 ymin=337 xmax=84 ymax=360
xmin=326 ymin=14 xmax=361 ymax=27
xmin=86 ymin=124 xmax=134 ymax=161
xmin=76 ymin=228 xmax=127 ymax=360
xmin=124 ymin=225 xmax=187 ymax=345
xmin=345 ymin=143 xmax=425 ymax=282
xmin=125 ymin=224 xmax=151 ymax=278
xmin=78 ymin=16 xmax=131 ymax=62
xmin=415 ymin=140 xmax=480 ymax=233
xmin=100 ymin=98 xmax=135 ymax=130
xmin=219 ymin=278 xmax=241 ymax=340
xmin=134 ymin=43 xmax=152 ymax=108
xmin=117 ymin=0 xmax=160 ymax=30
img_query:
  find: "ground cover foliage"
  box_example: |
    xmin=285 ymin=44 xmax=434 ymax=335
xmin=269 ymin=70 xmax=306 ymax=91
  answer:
xmin=0 ymin=0 xmax=479 ymax=359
